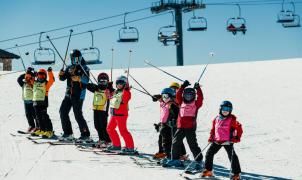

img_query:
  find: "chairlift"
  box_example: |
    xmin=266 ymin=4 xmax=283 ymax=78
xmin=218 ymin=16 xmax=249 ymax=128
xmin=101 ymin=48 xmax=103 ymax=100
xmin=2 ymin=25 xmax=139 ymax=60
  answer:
xmin=187 ymin=10 xmax=207 ymax=31
xmin=32 ymin=32 xmax=56 ymax=65
xmin=117 ymin=13 xmax=139 ymax=43
xmin=80 ymin=31 xmax=102 ymax=65
xmin=158 ymin=12 xmax=179 ymax=46
xmin=282 ymin=14 xmax=301 ymax=28
xmin=226 ymin=4 xmax=247 ymax=35
xmin=277 ymin=0 xmax=296 ymax=23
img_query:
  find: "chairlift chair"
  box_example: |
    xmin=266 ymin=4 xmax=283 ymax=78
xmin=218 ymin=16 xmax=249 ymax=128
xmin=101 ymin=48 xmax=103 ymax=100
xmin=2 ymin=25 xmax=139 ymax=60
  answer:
xmin=32 ymin=32 xmax=56 ymax=65
xmin=80 ymin=31 xmax=102 ymax=65
xmin=226 ymin=4 xmax=247 ymax=35
xmin=282 ymin=14 xmax=301 ymax=28
xmin=117 ymin=13 xmax=139 ymax=43
xmin=187 ymin=10 xmax=207 ymax=31
xmin=277 ymin=1 xmax=297 ymax=23
xmin=158 ymin=25 xmax=179 ymax=46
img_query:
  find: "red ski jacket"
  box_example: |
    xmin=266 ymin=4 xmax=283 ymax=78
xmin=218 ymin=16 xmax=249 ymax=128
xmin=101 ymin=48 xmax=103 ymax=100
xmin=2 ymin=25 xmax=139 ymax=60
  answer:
xmin=176 ymin=86 xmax=203 ymax=129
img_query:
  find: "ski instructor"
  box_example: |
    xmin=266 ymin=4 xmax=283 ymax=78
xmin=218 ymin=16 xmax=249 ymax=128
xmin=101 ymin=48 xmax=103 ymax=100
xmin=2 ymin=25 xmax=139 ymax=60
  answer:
xmin=58 ymin=49 xmax=91 ymax=141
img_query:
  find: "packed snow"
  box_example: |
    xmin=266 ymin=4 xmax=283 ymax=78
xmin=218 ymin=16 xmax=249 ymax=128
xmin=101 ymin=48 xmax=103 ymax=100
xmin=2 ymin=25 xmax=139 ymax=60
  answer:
xmin=1 ymin=58 xmax=301 ymax=180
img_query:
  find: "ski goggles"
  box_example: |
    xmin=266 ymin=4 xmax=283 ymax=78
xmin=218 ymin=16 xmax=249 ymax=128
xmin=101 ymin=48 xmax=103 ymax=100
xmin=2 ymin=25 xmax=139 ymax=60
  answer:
xmin=221 ymin=106 xmax=232 ymax=112
xmin=37 ymin=73 xmax=46 ymax=80
xmin=183 ymin=93 xmax=195 ymax=102
xmin=116 ymin=80 xmax=126 ymax=85
xmin=71 ymin=57 xmax=81 ymax=65
xmin=162 ymin=94 xmax=170 ymax=99
xmin=98 ymin=79 xmax=108 ymax=86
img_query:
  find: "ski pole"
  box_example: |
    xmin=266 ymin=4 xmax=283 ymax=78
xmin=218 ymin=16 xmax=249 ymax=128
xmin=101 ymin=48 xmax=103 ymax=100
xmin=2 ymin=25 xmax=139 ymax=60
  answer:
xmin=15 ymin=44 xmax=26 ymax=71
xmin=144 ymin=60 xmax=184 ymax=82
xmin=125 ymin=71 xmax=153 ymax=97
xmin=130 ymin=85 xmax=152 ymax=97
xmin=62 ymin=29 xmax=73 ymax=70
xmin=197 ymin=52 xmax=214 ymax=83
xmin=110 ymin=48 xmax=114 ymax=81
xmin=46 ymin=35 xmax=97 ymax=84
xmin=126 ymin=49 xmax=132 ymax=83
xmin=179 ymin=142 xmax=211 ymax=177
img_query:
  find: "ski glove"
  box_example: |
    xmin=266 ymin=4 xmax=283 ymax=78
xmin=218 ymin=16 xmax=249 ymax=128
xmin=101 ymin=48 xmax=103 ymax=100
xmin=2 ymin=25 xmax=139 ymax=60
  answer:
xmin=26 ymin=67 xmax=34 ymax=74
xmin=59 ymin=70 xmax=65 ymax=76
xmin=231 ymin=136 xmax=240 ymax=143
xmin=152 ymin=94 xmax=162 ymax=102
xmin=47 ymin=67 xmax=52 ymax=72
xmin=194 ymin=82 xmax=200 ymax=89
xmin=154 ymin=123 xmax=160 ymax=132
xmin=181 ymin=80 xmax=190 ymax=88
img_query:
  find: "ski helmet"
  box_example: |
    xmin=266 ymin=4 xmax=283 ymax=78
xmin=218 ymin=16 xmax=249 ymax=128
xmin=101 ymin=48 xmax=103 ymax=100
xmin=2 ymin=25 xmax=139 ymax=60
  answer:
xmin=116 ymin=75 xmax=127 ymax=86
xmin=97 ymin=72 xmax=109 ymax=87
xmin=219 ymin=100 xmax=233 ymax=116
xmin=37 ymin=68 xmax=47 ymax=82
xmin=70 ymin=49 xmax=82 ymax=65
xmin=169 ymin=82 xmax=180 ymax=89
xmin=183 ymin=88 xmax=196 ymax=103
xmin=161 ymin=88 xmax=174 ymax=97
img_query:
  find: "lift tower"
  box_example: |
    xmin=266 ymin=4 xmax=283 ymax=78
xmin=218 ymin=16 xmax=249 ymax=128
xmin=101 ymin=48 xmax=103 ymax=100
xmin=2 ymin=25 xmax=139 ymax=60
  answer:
xmin=151 ymin=0 xmax=206 ymax=66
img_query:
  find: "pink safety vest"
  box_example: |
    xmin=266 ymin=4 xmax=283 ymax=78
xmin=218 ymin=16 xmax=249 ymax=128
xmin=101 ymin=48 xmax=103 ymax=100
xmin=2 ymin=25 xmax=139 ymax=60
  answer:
xmin=214 ymin=116 xmax=232 ymax=142
xmin=179 ymin=101 xmax=197 ymax=117
xmin=160 ymin=102 xmax=170 ymax=123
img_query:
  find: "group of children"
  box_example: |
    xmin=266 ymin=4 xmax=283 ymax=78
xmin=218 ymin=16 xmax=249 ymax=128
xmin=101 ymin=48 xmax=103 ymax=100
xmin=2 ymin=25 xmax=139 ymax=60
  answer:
xmin=17 ymin=49 xmax=243 ymax=179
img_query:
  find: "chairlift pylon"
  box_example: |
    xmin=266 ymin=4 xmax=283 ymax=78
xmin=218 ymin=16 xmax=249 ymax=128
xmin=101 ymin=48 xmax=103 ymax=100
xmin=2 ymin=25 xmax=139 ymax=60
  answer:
xmin=32 ymin=32 xmax=56 ymax=65
xmin=158 ymin=11 xmax=179 ymax=46
xmin=117 ymin=13 xmax=139 ymax=43
xmin=226 ymin=4 xmax=247 ymax=35
xmin=80 ymin=31 xmax=102 ymax=65
xmin=187 ymin=10 xmax=207 ymax=31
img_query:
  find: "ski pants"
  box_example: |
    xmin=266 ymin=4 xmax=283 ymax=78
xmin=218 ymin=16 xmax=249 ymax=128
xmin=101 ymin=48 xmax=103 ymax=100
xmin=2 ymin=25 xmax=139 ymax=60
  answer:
xmin=24 ymin=102 xmax=38 ymax=128
xmin=160 ymin=124 xmax=186 ymax=158
xmin=107 ymin=115 xmax=134 ymax=149
xmin=204 ymin=143 xmax=241 ymax=174
xmin=59 ymin=97 xmax=90 ymax=137
xmin=171 ymin=128 xmax=202 ymax=162
xmin=34 ymin=105 xmax=52 ymax=131
xmin=93 ymin=110 xmax=111 ymax=142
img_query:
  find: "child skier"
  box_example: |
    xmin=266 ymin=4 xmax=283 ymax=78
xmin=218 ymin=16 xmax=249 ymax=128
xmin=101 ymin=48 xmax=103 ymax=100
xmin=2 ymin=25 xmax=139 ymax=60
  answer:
xmin=17 ymin=67 xmax=38 ymax=133
xmin=201 ymin=101 xmax=242 ymax=180
xmin=87 ymin=72 xmax=114 ymax=147
xmin=106 ymin=75 xmax=135 ymax=153
xmin=164 ymin=80 xmax=204 ymax=171
xmin=153 ymin=87 xmax=186 ymax=160
xmin=32 ymin=68 xmax=55 ymax=138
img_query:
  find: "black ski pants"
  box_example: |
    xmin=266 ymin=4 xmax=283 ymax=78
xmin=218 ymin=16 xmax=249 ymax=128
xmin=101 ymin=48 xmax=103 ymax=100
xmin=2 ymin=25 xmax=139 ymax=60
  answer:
xmin=93 ymin=110 xmax=111 ymax=142
xmin=172 ymin=128 xmax=202 ymax=162
xmin=204 ymin=143 xmax=241 ymax=174
xmin=160 ymin=124 xmax=186 ymax=158
xmin=34 ymin=105 xmax=52 ymax=131
xmin=24 ymin=102 xmax=38 ymax=128
xmin=59 ymin=97 xmax=90 ymax=137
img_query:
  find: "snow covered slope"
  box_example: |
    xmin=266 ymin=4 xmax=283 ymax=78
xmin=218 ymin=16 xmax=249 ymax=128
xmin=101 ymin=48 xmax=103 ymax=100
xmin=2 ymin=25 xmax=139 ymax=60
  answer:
xmin=1 ymin=58 xmax=301 ymax=180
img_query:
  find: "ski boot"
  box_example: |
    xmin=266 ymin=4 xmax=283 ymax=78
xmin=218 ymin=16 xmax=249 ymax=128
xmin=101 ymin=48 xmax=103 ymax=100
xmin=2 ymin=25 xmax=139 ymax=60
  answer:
xmin=27 ymin=126 xmax=35 ymax=133
xmin=185 ymin=161 xmax=203 ymax=174
xmin=201 ymin=169 xmax=214 ymax=177
xmin=231 ymin=174 xmax=241 ymax=180
xmin=42 ymin=131 xmax=56 ymax=139
xmin=77 ymin=135 xmax=92 ymax=143
xmin=121 ymin=148 xmax=138 ymax=155
xmin=153 ymin=152 xmax=166 ymax=159
xmin=31 ymin=129 xmax=43 ymax=136
xmin=97 ymin=141 xmax=111 ymax=148
xmin=106 ymin=145 xmax=121 ymax=151
xmin=58 ymin=134 xmax=75 ymax=141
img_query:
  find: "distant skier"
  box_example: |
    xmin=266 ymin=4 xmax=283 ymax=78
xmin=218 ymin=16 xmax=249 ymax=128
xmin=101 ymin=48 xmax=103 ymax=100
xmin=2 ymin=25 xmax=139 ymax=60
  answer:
xmin=163 ymin=80 xmax=204 ymax=171
xmin=32 ymin=68 xmax=55 ymax=138
xmin=17 ymin=67 xmax=38 ymax=133
xmin=106 ymin=75 xmax=135 ymax=153
xmin=58 ymin=49 xmax=91 ymax=141
xmin=87 ymin=72 xmax=114 ymax=147
xmin=201 ymin=101 xmax=242 ymax=180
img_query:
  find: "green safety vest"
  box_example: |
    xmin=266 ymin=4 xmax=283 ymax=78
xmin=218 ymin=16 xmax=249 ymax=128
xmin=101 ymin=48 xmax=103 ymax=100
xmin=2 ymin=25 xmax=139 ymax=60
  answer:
xmin=93 ymin=90 xmax=107 ymax=106
xmin=110 ymin=91 xmax=123 ymax=109
xmin=33 ymin=82 xmax=46 ymax=101
xmin=22 ymin=84 xmax=33 ymax=101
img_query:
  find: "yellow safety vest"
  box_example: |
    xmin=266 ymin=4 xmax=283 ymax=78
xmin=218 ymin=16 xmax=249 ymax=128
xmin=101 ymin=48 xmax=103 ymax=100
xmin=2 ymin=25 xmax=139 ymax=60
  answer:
xmin=23 ymin=84 xmax=33 ymax=101
xmin=93 ymin=90 xmax=108 ymax=110
xmin=110 ymin=91 xmax=123 ymax=109
xmin=33 ymin=82 xmax=46 ymax=101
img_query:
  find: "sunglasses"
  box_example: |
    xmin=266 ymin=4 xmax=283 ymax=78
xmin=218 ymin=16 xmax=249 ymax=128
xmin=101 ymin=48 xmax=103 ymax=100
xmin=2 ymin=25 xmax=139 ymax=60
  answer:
xmin=116 ymin=80 xmax=125 ymax=85
xmin=221 ymin=106 xmax=232 ymax=112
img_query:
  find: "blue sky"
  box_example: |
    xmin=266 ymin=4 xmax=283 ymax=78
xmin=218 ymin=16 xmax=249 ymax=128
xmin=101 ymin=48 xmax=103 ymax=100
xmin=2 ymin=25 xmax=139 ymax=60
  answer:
xmin=0 ymin=0 xmax=301 ymax=70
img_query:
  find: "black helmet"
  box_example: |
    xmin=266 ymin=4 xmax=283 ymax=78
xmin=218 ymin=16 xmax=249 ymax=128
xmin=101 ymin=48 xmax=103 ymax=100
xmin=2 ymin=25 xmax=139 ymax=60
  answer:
xmin=219 ymin=100 xmax=233 ymax=116
xmin=70 ymin=49 xmax=82 ymax=65
xmin=183 ymin=88 xmax=196 ymax=103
